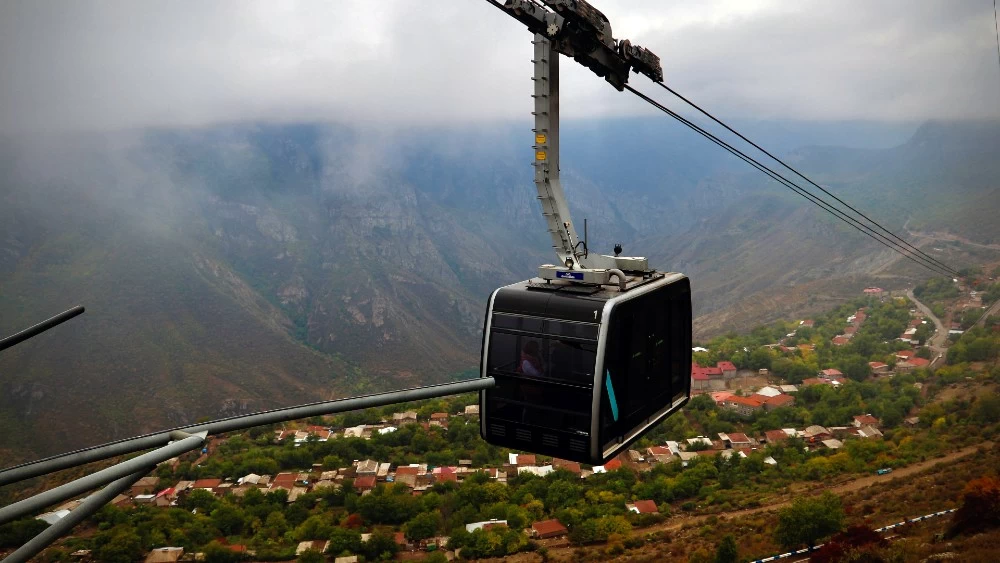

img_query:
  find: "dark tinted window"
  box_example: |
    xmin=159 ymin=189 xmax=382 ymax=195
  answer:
xmin=601 ymin=279 xmax=691 ymax=450
xmin=491 ymin=314 xmax=598 ymax=340
xmin=485 ymin=377 xmax=592 ymax=435
xmin=487 ymin=328 xmax=597 ymax=385
xmin=484 ymin=313 xmax=599 ymax=439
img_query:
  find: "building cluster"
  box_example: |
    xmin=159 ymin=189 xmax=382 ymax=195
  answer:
xmin=831 ymin=308 xmax=868 ymax=346
xmin=270 ymin=405 xmax=481 ymax=445
xmin=898 ymin=315 xmax=929 ymax=346
xmin=642 ymin=413 xmax=884 ymax=468
xmin=707 ymin=385 xmax=797 ymax=417
xmin=45 ymin=404 xmax=652 ymax=561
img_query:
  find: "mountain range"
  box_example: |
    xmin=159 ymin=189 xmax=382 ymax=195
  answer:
xmin=1 ymin=118 xmax=998 ymax=460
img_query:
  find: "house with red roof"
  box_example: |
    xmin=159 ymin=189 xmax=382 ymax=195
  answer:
xmin=719 ymin=432 xmax=752 ymax=448
xmin=907 ymin=357 xmax=930 ymax=368
xmin=353 ymin=475 xmax=377 ymax=492
xmin=646 ymin=445 xmax=672 ymax=458
xmin=192 ymin=478 xmax=222 ymax=492
xmin=602 ymin=458 xmax=623 ymax=471
xmin=821 ymin=368 xmax=843 ymax=377
xmin=626 ymin=500 xmax=659 ymax=514
xmin=717 ymin=361 xmax=737 ymax=378
xmin=429 ymin=412 xmax=449 ymax=427
xmin=832 ymin=336 xmax=850 ymax=346
xmin=552 ymin=459 xmax=582 ymax=475
xmin=761 ymin=394 xmax=795 ymax=410
xmin=868 ymin=361 xmax=889 ymax=373
xmin=691 ymin=366 xmax=711 ymax=390
xmin=801 ymin=377 xmax=831 ymax=387
xmin=531 ymin=519 xmax=568 ymax=539
xmin=515 ymin=454 xmax=536 ymax=466
xmin=152 ymin=488 xmax=175 ymax=507
xmin=764 ymin=429 xmax=791 ymax=444
xmin=853 ymin=414 xmax=880 ymax=428
xmin=710 ymin=391 xmax=734 ymax=405
xmin=722 ymin=395 xmax=763 ymax=417
xmin=703 ymin=366 xmax=723 ymax=379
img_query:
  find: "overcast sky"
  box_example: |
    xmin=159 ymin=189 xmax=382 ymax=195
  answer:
xmin=2 ymin=0 xmax=999 ymax=133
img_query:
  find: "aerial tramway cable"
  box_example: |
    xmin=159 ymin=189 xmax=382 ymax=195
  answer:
xmin=650 ymin=81 xmax=963 ymax=278
xmin=623 ymin=85 xmax=960 ymax=278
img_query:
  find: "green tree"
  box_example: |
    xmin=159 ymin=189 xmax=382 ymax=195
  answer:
xmin=202 ymin=540 xmax=243 ymax=563
xmin=361 ymin=530 xmax=399 ymax=561
xmin=0 ymin=518 xmax=49 ymax=548
xmin=295 ymin=515 xmax=335 ymax=541
xmin=93 ymin=526 xmax=144 ymax=563
xmin=258 ymin=512 xmax=288 ymax=540
xmin=210 ymin=504 xmax=245 ymax=536
xmin=326 ymin=526 xmax=363 ymax=556
xmin=405 ymin=511 xmax=443 ymax=541
xmin=973 ymin=393 xmax=1000 ymax=424
xmin=714 ymin=534 xmax=738 ymax=563
xmin=297 ymin=549 xmax=324 ymax=563
xmin=749 ymin=348 xmax=774 ymax=371
xmin=182 ymin=488 xmax=219 ymax=512
xmin=774 ymin=492 xmax=845 ymax=549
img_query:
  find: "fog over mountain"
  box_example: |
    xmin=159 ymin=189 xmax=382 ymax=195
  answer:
xmin=1 ymin=116 xmax=998 ymax=460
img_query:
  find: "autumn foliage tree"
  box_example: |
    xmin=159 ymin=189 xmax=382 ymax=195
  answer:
xmin=810 ymin=525 xmax=886 ymax=563
xmin=950 ymin=476 xmax=1000 ymax=536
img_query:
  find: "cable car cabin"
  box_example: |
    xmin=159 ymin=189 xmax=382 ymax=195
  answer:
xmin=480 ymin=272 xmax=691 ymax=465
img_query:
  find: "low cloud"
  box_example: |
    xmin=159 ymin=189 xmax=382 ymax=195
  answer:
xmin=1 ymin=0 xmax=998 ymax=134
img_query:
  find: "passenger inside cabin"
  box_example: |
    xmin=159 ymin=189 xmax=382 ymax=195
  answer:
xmin=518 ymin=340 xmax=545 ymax=377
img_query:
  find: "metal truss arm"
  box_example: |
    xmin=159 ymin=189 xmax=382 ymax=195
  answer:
xmin=0 ymin=432 xmax=206 ymax=526
xmin=2 ymin=469 xmax=151 ymax=563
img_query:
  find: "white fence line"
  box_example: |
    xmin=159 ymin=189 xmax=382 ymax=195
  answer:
xmin=747 ymin=508 xmax=957 ymax=563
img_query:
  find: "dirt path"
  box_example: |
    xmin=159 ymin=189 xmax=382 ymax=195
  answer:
xmin=905 ymin=230 xmax=1000 ymax=252
xmin=537 ymin=441 xmax=991 ymax=553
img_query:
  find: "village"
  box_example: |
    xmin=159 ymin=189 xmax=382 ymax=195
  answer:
xmin=25 ymin=280 xmax=999 ymax=563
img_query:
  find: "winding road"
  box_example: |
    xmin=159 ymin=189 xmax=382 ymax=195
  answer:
xmin=906 ymin=289 xmax=948 ymax=364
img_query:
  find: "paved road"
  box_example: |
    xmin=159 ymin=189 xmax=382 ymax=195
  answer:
xmin=906 ymin=289 xmax=948 ymax=364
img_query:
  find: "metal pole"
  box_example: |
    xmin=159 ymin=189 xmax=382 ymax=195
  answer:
xmin=2 ymin=469 xmax=151 ymax=563
xmin=1 ymin=378 xmax=494 ymax=486
xmin=0 ymin=433 xmax=205 ymax=526
xmin=0 ymin=306 xmax=85 ymax=353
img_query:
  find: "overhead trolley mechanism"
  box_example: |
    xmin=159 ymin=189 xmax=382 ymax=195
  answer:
xmin=481 ymin=0 xmax=692 ymax=465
